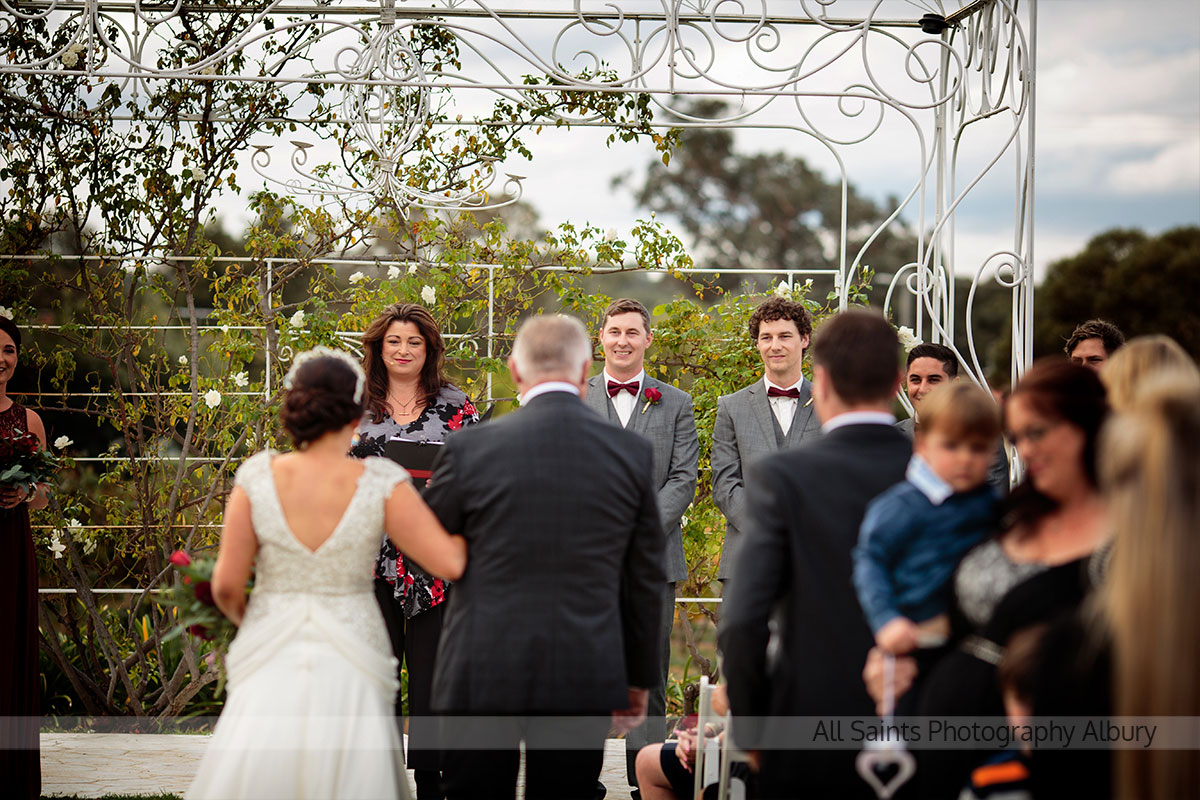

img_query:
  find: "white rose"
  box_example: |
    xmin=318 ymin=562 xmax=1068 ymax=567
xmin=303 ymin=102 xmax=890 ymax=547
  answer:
xmin=203 ymin=389 xmax=221 ymax=408
xmin=349 ymin=271 xmax=366 ymax=284
xmin=289 ymin=309 xmax=305 ymax=327
xmin=53 ymin=435 xmax=73 ymax=450
xmin=219 ymin=324 xmax=229 ymax=334
xmin=0 ymin=305 xmax=12 ymax=320
xmin=605 ymin=227 xmax=619 ymax=242
xmin=897 ymin=326 xmax=921 ymax=353
xmin=68 ymin=518 xmax=82 ymax=531
xmin=420 ymin=285 xmax=436 ymax=305
xmin=192 ymin=166 xmax=207 ymax=182
xmin=61 ymin=51 xmax=78 ymax=68
xmin=407 ymin=265 xmax=418 ymax=276
xmin=178 ymin=354 xmax=188 ymax=365
xmin=82 ymin=536 xmax=98 ymax=556
xmin=387 ymin=266 xmax=401 ymax=280
xmin=231 ymin=371 xmax=249 ymax=388
xmin=773 ymin=281 xmax=791 ymax=298
xmin=49 ymin=532 xmax=66 ymax=559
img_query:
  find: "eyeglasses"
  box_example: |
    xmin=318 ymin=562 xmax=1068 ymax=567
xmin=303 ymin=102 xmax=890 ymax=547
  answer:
xmin=1006 ymin=421 xmax=1061 ymax=447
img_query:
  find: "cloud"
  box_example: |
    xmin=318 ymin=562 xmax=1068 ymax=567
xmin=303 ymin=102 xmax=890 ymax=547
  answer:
xmin=1106 ymin=137 xmax=1200 ymax=194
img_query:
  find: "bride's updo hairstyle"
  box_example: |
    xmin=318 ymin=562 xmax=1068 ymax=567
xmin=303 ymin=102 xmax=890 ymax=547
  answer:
xmin=280 ymin=348 xmax=366 ymax=447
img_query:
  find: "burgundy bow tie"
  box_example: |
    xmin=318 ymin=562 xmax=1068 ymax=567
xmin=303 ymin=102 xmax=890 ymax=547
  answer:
xmin=767 ymin=386 xmax=801 ymax=399
xmin=607 ymin=380 xmax=640 ymax=397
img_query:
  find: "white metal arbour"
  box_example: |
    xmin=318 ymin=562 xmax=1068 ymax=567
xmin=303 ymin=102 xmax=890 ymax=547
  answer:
xmin=2 ymin=0 xmax=1037 ymax=391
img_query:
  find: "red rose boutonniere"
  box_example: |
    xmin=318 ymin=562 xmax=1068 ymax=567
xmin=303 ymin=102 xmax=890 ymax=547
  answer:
xmin=641 ymin=386 xmax=663 ymax=415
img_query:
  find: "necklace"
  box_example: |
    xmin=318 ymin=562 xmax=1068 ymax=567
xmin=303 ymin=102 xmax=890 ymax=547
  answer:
xmin=388 ymin=389 xmax=423 ymax=416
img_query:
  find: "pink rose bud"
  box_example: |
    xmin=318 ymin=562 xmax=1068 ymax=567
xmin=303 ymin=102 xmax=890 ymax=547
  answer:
xmin=169 ymin=550 xmax=192 ymax=567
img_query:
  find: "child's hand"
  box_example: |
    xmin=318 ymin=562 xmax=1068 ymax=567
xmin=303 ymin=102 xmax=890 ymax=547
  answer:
xmin=876 ymin=617 xmax=919 ymax=654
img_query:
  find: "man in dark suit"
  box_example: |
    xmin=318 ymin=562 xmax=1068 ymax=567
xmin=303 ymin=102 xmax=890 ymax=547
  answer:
xmin=424 ymin=313 xmax=667 ymax=800
xmin=583 ymin=297 xmax=699 ymax=788
xmin=718 ymin=308 xmax=913 ymax=799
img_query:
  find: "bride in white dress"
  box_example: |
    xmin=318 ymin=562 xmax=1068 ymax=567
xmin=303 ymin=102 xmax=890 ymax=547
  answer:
xmin=188 ymin=347 xmax=467 ymax=800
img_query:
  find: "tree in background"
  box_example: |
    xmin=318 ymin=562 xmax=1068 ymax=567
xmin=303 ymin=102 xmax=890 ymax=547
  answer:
xmin=1033 ymin=227 xmax=1200 ymax=359
xmin=617 ymin=99 xmax=918 ymax=292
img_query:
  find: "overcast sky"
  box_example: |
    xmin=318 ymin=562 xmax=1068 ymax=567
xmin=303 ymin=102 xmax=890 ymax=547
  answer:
xmin=228 ymin=1 xmax=1199 ymax=282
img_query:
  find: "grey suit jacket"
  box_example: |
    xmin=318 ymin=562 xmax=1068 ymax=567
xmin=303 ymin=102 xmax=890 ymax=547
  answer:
xmin=710 ymin=377 xmax=821 ymax=579
xmin=585 ymin=373 xmax=699 ymax=583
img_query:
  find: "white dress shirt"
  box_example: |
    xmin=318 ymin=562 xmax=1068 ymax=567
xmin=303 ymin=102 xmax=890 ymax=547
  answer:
xmin=603 ymin=369 xmax=644 ymax=427
xmin=821 ymin=410 xmax=896 ymax=433
xmin=763 ymin=376 xmax=803 ymax=436
xmin=520 ymin=381 xmax=580 ymax=404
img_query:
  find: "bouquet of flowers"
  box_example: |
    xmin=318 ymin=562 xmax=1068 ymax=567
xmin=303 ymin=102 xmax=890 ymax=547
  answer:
xmin=0 ymin=427 xmax=58 ymax=494
xmin=161 ymin=550 xmax=240 ymax=647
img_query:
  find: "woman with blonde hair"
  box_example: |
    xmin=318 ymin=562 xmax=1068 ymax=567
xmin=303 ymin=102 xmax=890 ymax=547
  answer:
xmin=1099 ymin=334 xmax=1197 ymax=412
xmin=1098 ymin=373 xmax=1200 ymax=798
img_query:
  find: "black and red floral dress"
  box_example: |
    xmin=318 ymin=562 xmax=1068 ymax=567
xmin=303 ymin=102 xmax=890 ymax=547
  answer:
xmin=351 ymin=384 xmax=478 ymax=618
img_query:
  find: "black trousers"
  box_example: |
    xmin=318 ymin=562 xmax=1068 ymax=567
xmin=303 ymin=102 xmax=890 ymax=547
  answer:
xmin=625 ymin=580 xmax=675 ymax=785
xmin=374 ymin=578 xmax=448 ymax=793
xmin=439 ymin=714 xmax=610 ymax=800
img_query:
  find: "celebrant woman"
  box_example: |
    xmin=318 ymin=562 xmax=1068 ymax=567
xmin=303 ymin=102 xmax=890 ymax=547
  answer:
xmin=351 ymin=303 xmax=479 ymax=800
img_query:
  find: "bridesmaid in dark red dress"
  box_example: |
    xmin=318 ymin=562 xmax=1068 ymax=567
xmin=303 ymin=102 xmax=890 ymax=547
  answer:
xmin=0 ymin=316 xmax=49 ymax=799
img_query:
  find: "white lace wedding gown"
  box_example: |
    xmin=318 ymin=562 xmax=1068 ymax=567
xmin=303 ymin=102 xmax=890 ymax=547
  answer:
xmin=188 ymin=451 xmax=413 ymax=800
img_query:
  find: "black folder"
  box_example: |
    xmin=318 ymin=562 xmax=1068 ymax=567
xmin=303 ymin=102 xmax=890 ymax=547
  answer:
xmin=383 ymin=438 xmax=444 ymax=490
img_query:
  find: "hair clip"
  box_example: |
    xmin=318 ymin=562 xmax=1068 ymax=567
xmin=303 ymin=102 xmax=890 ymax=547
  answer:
xmin=283 ymin=346 xmax=366 ymax=404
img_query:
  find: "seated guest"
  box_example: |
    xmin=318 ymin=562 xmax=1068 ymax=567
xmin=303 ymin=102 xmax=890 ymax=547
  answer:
xmin=711 ymin=296 xmax=821 ymax=581
xmin=854 ymin=382 xmax=1003 ymax=657
xmin=862 ymin=359 xmax=1110 ymax=799
xmin=719 ymin=309 xmax=912 ymax=799
xmin=1064 ymin=318 xmax=1124 ymax=371
xmin=1099 ymin=333 xmax=1197 ymax=412
xmin=633 ymin=685 xmax=754 ymax=800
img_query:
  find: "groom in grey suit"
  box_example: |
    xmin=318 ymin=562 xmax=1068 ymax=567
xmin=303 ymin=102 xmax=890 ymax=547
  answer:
xmin=584 ymin=297 xmax=699 ymax=792
xmin=711 ymin=296 xmax=821 ymax=581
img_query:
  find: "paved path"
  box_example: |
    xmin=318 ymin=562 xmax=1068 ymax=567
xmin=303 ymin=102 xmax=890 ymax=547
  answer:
xmin=41 ymin=733 xmax=636 ymax=799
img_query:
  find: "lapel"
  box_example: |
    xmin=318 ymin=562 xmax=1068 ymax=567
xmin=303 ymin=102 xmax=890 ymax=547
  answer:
xmin=785 ymin=377 xmax=816 ymax=445
xmin=585 ymin=374 xmax=620 ymax=426
xmin=626 ymin=375 xmax=656 ymax=436
xmin=747 ymin=379 xmax=781 ymax=450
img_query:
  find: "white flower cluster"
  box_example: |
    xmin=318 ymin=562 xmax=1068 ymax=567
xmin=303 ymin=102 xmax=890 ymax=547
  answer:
xmin=773 ymin=281 xmax=792 ymax=299
xmin=60 ymin=42 xmax=86 ymax=68
xmin=231 ymin=371 xmax=249 ymax=388
xmin=48 ymin=530 xmax=66 ymax=559
xmin=896 ymin=326 xmax=921 ymax=353
xmin=605 ymin=228 xmax=619 ymax=243
xmin=0 ymin=305 xmax=12 ymax=320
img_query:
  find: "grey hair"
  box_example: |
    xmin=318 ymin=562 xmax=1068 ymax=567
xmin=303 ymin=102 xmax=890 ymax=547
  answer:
xmin=511 ymin=314 xmax=592 ymax=382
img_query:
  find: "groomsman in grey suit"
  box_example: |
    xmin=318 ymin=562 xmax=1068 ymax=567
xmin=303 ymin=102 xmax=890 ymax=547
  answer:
xmin=584 ymin=297 xmax=699 ymax=793
xmin=711 ymin=296 xmax=821 ymax=580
